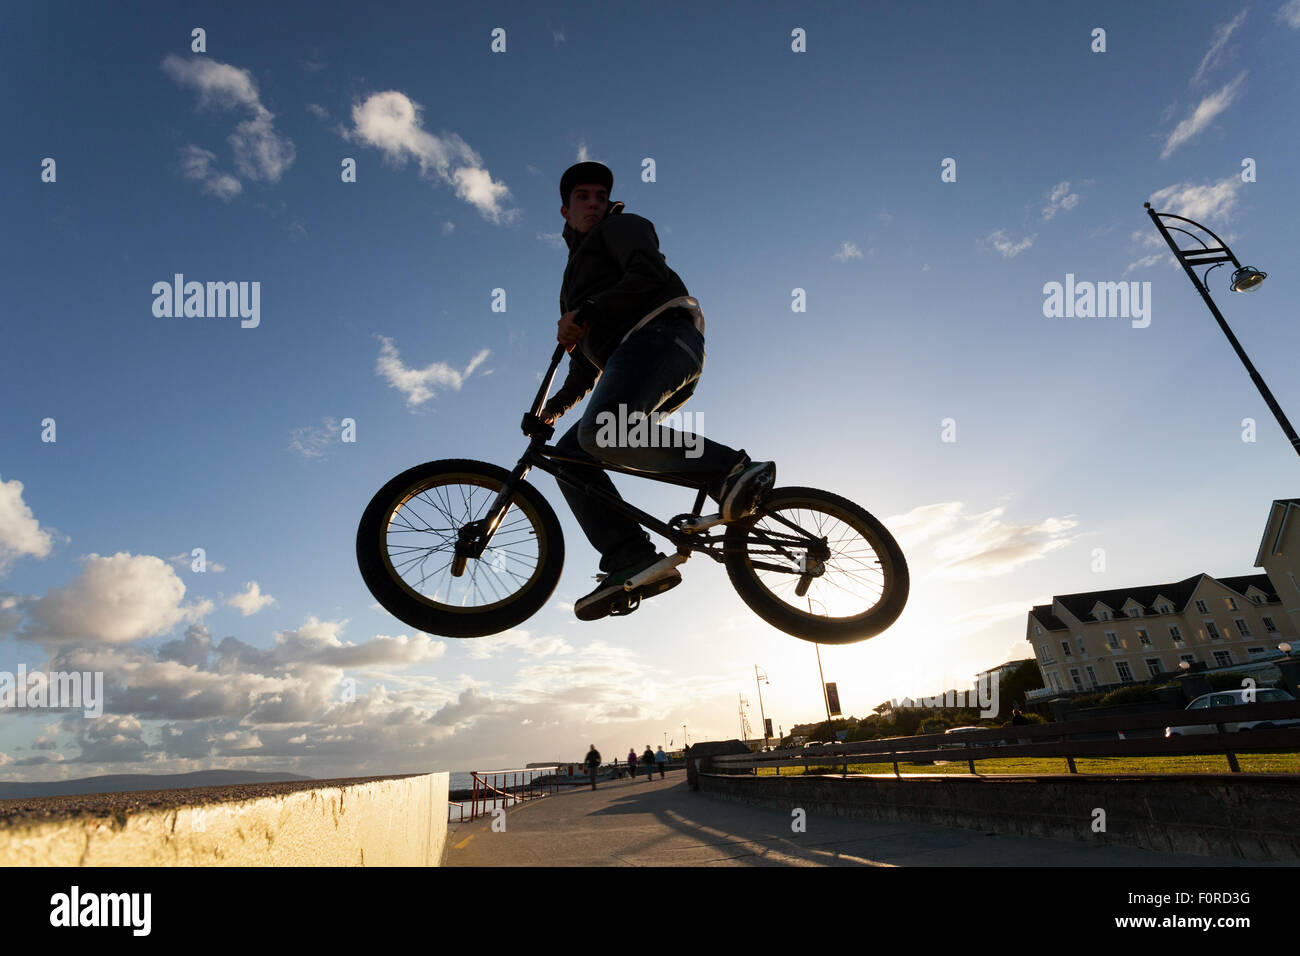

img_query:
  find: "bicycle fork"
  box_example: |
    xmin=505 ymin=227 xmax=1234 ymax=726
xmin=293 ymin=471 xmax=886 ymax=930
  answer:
xmin=450 ymin=460 xmax=534 ymax=577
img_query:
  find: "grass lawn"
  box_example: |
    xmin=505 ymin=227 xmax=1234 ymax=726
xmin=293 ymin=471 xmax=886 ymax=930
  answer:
xmin=754 ymin=752 xmax=1300 ymax=776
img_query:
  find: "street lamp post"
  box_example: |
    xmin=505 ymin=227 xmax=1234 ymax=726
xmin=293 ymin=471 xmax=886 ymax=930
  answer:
xmin=754 ymin=665 xmax=771 ymax=750
xmin=1144 ymin=203 xmax=1296 ymax=458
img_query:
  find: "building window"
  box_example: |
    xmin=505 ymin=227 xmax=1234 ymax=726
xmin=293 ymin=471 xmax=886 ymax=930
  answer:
xmin=1050 ymin=672 xmax=1063 ymax=691
xmin=1070 ymin=668 xmax=1083 ymax=690
xmin=1263 ymin=616 xmax=1277 ymax=633
xmin=1196 ymin=600 xmax=1209 ymax=613
xmin=1290 ymin=572 xmax=1300 ymax=596
xmin=1168 ymin=625 xmax=1184 ymax=644
xmin=1060 ymin=640 xmax=1073 ymax=658
xmin=1039 ymin=645 xmax=1054 ymax=664
xmin=1225 ymin=597 xmax=1238 ymax=611
xmin=1084 ymin=665 xmax=1098 ymax=687
xmin=1137 ymin=628 xmax=1152 ymax=647
xmin=1035 ymin=624 xmax=1042 ymax=636
xmin=1212 ymin=650 xmax=1233 ymax=667
xmin=1127 ymin=608 xmax=1141 ymax=618
xmin=1097 ymin=610 xmax=1109 ymax=621
xmin=1106 ymin=631 xmax=1120 ymax=650
xmin=1157 ymin=603 xmax=1171 ymax=614
xmin=1145 ymin=658 xmax=1163 ymax=678
xmin=1233 ymin=618 xmax=1251 ymax=637
xmin=1115 ymin=661 xmax=1134 ymax=683
xmin=1247 ymin=646 xmax=1268 ymax=659
xmin=1205 ymin=621 xmax=1222 ymax=641
xmin=1075 ymin=635 xmax=1087 ymax=657
xmin=1179 ymin=654 xmax=1196 ymax=665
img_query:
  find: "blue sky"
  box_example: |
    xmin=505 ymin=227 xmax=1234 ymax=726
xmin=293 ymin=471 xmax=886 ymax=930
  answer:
xmin=2 ymin=0 xmax=1299 ymax=779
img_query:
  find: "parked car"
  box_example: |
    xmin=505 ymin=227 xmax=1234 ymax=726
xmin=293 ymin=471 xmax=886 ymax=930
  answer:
xmin=937 ymin=726 xmax=1002 ymax=749
xmin=1165 ymin=688 xmax=1300 ymax=737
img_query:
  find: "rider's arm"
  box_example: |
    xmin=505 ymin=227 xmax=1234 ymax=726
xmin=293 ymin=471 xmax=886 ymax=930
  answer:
xmin=540 ymin=349 xmax=598 ymax=422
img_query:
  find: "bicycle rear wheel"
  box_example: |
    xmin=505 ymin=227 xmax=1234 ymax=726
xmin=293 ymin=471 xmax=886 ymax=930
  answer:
xmin=723 ymin=486 xmax=908 ymax=644
xmin=356 ymin=459 xmax=564 ymax=638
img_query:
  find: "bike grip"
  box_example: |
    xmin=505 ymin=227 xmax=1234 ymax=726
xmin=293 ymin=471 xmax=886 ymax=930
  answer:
xmin=520 ymin=412 xmax=554 ymax=441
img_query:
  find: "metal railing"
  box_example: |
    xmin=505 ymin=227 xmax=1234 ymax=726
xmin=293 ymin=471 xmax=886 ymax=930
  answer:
xmin=708 ymin=700 xmax=1300 ymax=777
xmin=460 ymin=768 xmax=558 ymax=821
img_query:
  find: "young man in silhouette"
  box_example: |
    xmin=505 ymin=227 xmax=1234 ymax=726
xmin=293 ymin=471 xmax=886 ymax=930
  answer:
xmin=537 ymin=161 xmax=774 ymax=622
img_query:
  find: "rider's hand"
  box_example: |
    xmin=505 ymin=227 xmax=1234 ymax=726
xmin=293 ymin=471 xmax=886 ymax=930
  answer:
xmin=557 ymin=310 xmax=585 ymax=351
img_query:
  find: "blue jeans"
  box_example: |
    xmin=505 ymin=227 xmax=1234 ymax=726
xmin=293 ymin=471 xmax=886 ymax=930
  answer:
xmin=554 ymin=314 xmax=740 ymax=573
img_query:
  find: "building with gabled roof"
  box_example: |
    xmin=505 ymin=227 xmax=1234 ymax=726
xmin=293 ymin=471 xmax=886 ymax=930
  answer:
xmin=1254 ymin=498 xmax=1300 ymax=628
xmin=1025 ymin=571 xmax=1294 ymax=697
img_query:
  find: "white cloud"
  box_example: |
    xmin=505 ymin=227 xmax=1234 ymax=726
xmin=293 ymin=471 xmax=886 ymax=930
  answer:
xmin=345 ymin=91 xmax=516 ymax=223
xmin=161 ymin=54 xmax=295 ymax=190
xmin=1161 ymin=71 xmax=1247 ymax=158
xmin=442 ymin=221 xmax=455 ymax=235
xmin=1281 ymin=0 xmax=1300 ymax=28
xmin=538 ymin=231 xmax=565 ymax=249
xmin=19 ymin=552 xmax=212 ymax=644
xmin=228 ymin=112 xmax=295 ymax=181
xmin=1145 ymin=175 xmax=1243 ymax=227
xmin=1123 ymin=252 xmax=1169 ymax=275
xmin=288 ymin=417 xmax=341 ymax=460
xmin=1041 ymin=181 xmax=1079 ymax=221
xmin=948 ymin=601 xmax=1037 ymax=639
xmin=885 ymin=502 xmax=1081 ymax=580
xmin=0 ymin=476 xmax=54 ymax=575
xmin=375 ymin=337 xmax=490 ymax=407
xmin=982 ymin=229 xmax=1036 ymax=259
xmin=1191 ymin=9 xmax=1247 ymax=86
xmin=306 ymin=103 xmax=330 ymax=120
xmin=176 ymin=145 xmax=242 ymax=201
xmin=166 ymin=553 xmax=226 ymax=573
xmin=228 ymin=581 xmax=275 ymax=616
xmin=832 ymin=241 xmax=863 ymax=261
xmin=467 ymin=629 xmax=575 ymax=660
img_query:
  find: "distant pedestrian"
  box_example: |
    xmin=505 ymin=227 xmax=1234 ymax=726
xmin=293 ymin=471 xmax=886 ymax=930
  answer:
xmin=642 ymin=746 xmax=655 ymax=781
xmin=585 ymin=744 xmax=601 ymax=790
xmin=627 ymin=748 xmax=638 ymax=778
xmin=655 ymin=746 xmax=668 ymax=778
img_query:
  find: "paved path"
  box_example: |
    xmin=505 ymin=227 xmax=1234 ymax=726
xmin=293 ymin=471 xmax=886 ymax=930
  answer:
xmin=444 ymin=770 xmax=1249 ymax=866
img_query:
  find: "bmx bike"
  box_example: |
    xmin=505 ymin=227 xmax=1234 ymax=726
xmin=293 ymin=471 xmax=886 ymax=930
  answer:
xmin=357 ymin=343 xmax=909 ymax=644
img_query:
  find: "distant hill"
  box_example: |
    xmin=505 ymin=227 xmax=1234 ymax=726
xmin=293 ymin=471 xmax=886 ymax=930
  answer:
xmin=0 ymin=770 xmax=313 ymax=800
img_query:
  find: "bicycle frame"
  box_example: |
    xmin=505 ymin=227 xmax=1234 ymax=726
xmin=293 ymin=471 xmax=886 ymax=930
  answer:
xmin=452 ymin=344 xmax=828 ymax=573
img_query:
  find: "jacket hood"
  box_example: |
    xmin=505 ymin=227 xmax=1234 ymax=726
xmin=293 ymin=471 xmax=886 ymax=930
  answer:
xmin=563 ymin=199 xmax=625 ymax=254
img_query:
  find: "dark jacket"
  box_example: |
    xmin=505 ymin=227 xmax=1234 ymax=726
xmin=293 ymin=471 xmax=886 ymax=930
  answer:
xmin=543 ymin=201 xmax=692 ymax=418
xmin=584 ymin=748 xmax=601 ymax=768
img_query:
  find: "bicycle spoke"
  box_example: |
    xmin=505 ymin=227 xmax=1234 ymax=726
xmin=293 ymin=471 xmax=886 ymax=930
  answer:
xmin=382 ymin=474 xmax=546 ymax=613
xmin=742 ymin=502 xmax=891 ymax=620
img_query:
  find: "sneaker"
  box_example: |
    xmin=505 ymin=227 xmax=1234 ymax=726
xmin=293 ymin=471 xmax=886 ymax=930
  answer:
xmin=718 ymin=454 xmax=776 ymax=521
xmin=574 ymin=552 xmax=682 ymax=622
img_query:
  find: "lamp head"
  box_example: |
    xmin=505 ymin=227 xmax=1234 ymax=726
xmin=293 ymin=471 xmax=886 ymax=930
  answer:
xmin=1230 ymin=266 xmax=1267 ymax=292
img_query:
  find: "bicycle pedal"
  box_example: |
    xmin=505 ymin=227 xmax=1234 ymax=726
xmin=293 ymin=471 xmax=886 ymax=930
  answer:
xmin=623 ymin=553 xmax=688 ymax=591
xmin=609 ymin=592 xmax=641 ymax=616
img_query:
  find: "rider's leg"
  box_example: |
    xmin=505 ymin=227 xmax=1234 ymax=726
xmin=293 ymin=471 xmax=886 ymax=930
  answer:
xmin=553 ymin=422 xmax=658 ymax=574
xmin=577 ymin=315 xmax=772 ymax=518
xmin=575 ymin=317 xmax=738 ymax=484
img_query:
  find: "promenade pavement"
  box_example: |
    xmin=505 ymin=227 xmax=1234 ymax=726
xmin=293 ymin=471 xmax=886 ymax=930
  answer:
xmin=444 ymin=769 xmax=1250 ymax=867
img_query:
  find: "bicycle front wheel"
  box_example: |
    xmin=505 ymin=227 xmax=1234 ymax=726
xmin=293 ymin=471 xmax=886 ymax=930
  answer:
xmin=723 ymin=486 xmax=908 ymax=644
xmin=356 ymin=459 xmax=564 ymax=638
